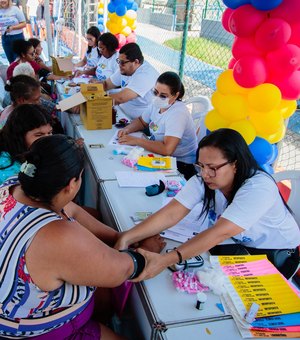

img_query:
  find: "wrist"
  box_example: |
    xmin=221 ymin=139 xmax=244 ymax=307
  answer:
xmin=120 ymin=249 xmax=146 ymax=280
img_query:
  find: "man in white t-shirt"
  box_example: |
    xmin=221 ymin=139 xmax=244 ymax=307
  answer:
xmin=103 ymin=43 xmax=159 ymax=120
xmin=26 ymin=0 xmax=39 ymax=37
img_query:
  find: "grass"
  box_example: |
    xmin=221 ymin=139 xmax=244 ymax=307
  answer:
xmin=164 ymin=36 xmax=232 ymax=69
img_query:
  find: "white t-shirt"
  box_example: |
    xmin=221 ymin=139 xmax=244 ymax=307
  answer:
xmin=110 ymin=61 xmax=159 ymax=119
xmin=175 ymin=172 xmax=300 ymax=249
xmin=0 ymin=6 xmax=25 ymax=35
xmin=95 ymin=52 xmax=119 ymax=82
xmin=142 ymin=101 xmax=198 ymax=164
xmin=26 ymin=0 xmax=38 ymax=17
xmin=85 ymin=47 xmax=101 ymax=68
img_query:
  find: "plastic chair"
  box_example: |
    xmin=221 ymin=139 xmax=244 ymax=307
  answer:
xmin=272 ymin=170 xmax=300 ymax=228
xmin=185 ymin=96 xmax=211 ymax=142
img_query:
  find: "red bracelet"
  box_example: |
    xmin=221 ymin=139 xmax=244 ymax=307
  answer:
xmin=174 ymin=248 xmax=183 ymax=263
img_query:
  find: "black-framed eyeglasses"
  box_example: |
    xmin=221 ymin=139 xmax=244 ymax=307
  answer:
xmin=116 ymin=58 xmax=131 ymax=66
xmin=151 ymin=88 xmax=169 ymax=99
xmin=194 ymin=161 xmax=232 ymax=178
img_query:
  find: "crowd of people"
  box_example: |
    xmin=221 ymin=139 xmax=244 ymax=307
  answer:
xmin=0 ymin=9 xmax=299 ymax=340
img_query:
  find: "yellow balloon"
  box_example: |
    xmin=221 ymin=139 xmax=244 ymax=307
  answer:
xmin=116 ymin=17 xmax=127 ymax=28
xmin=249 ymin=109 xmax=284 ymax=135
xmin=98 ymin=7 xmax=104 ymax=15
xmin=131 ymin=21 xmax=137 ymax=31
xmin=279 ymin=99 xmax=297 ymax=119
xmin=109 ymin=22 xmax=120 ymax=35
xmin=108 ymin=12 xmax=118 ymax=22
xmin=218 ymin=93 xmax=247 ymax=121
xmin=98 ymin=2 xmax=104 ymax=8
xmin=216 ymin=69 xmax=249 ymax=95
xmin=229 ymin=120 xmax=256 ymax=145
xmin=204 ymin=109 xmax=230 ymax=131
xmin=211 ymin=91 xmax=226 ymax=111
xmin=121 ymin=26 xmax=132 ymax=37
xmin=258 ymin=123 xmax=286 ymax=144
xmin=106 ymin=20 xmax=111 ymax=31
xmin=248 ymin=83 xmax=281 ymax=112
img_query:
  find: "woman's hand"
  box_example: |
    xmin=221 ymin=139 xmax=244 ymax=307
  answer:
xmin=73 ymin=69 xmax=83 ymax=78
xmin=118 ymin=135 xmax=139 ymax=146
xmin=131 ymin=248 xmax=168 ymax=281
xmin=139 ymin=235 xmax=166 ymax=253
xmin=117 ymin=128 xmax=130 ymax=138
xmin=114 ymin=231 xmax=131 ymax=250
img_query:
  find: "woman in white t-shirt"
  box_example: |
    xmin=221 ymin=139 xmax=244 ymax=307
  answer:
xmin=93 ymin=32 xmax=119 ymax=82
xmin=73 ymin=26 xmax=101 ymax=77
xmin=0 ymin=0 xmax=26 ymax=63
xmin=118 ymin=71 xmax=198 ymax=179
xmin=116 ymin=128 xmax=300 ymax=279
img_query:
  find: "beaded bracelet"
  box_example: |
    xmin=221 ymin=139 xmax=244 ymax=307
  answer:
xmin=174 ymin=247 xmax=183 ymax=263
xmin=120 ymin=249 xmax=146 ymax=280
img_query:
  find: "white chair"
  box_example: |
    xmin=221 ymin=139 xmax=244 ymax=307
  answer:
xmin=185 ymin=96 xmax=212 ymax=142
xmin=272 ymin=170 xmax=300 ymax=227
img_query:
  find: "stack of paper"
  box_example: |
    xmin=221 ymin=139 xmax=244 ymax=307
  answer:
xmin=209 ymin=255 xmax=300 ymax=338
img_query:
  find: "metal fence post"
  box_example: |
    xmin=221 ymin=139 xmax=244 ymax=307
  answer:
xmin=179 ymin=0 xmax=191 ymax=79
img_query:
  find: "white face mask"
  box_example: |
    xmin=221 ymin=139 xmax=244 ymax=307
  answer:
xmin=152 ymin=96 xmax=171 ymax=109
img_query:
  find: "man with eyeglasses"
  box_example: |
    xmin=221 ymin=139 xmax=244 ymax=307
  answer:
xmin=103 ymin=43 xmax=159 ymax=120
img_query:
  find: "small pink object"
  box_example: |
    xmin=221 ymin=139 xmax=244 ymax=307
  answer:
xmin=172 ymin=271 xmax=209 ymax=294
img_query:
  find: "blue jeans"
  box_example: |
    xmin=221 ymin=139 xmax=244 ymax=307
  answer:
xmin=30 ymin=15 xmax=39 ymax=36
xmin=1 ymin=32 xmax=24 ymax=63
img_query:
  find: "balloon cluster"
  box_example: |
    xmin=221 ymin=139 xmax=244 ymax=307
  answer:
xmin=97 ymin=1 xmax=105 ymax=32
xmin=205 ymin=0 xmax=300 ymax=173
xmin=106 ymin=0 xmax=138 ymax=49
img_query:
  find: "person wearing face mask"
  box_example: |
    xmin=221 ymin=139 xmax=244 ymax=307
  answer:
xmin=117 ymin=71 xmax=198 ymax=180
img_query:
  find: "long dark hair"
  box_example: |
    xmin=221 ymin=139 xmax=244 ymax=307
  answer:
xmin=86 ymin=26 xmax=101 ymax=57
xmin=5 ymin=75 xmax=40 ymax=104
xmin=156 ymin=71 xmax=185 ymax=101
xmin=19 ymin=135 xmax=84 ymax=206
xmin=197 ymin=128 xmax=260 ymax=217
xmin=0 ymin=104 xmax=52 ymax=169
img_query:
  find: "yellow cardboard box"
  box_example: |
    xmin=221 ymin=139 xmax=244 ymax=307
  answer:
xmin=51 ymin=56 xmax=73 ymax=76
xmin=80 ymin=84 xmax=112 ymax=130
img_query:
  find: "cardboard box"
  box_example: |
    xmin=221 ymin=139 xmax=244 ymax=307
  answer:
xmin=57 ymin=83 xmax=112 ymax=130
xmin=51 ymin=56 xmax=73 ymax=76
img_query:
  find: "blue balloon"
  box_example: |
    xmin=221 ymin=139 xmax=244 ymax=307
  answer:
xmin=206 ymin=129 xmax=211 ymax=136
xmin=267 ymin=143 xmax=278 ymax=165
xmin=98 ymin=24 xmax=104 ymax=32
xmin=108 ymin=2 xmax=116 ymax=13
xmin=131 ymin=2 xmax=138 ymax=11
xmin=222 ymin=0 xmax=250 ymax=9
xmin=126 ymin=0 xmax=134 ymax=7
xmin=115 ymin=4 xmax=127 ymax=16
xmin=251 ymin=0 xmax=283 ymax=11
xmin=249 ymin=137 xmax=273 ymax=165
xmin=260 ymin=163 xmax=274 ymax=174
xmin=98 ymin=17 xmax=104 ymax=24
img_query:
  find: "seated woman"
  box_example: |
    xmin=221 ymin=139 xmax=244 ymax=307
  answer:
xmin=93 ymin=32 xmax=119 ymax=82
xmin=117 ymin=71 xmax=198 ymax=180
xmin=0 ymin=104 xmax=53 ymax=184
xmin=73 ymin=26 xmax=101 ymax=77
xmin=28 ymin=37 xmax=52 ymax=72
xmin=0 ymin=75 xmax=63 ymax=133
xmin=0 ymin=134 xmax=145 ymax=339
xmin=116 ymin=128 xmax=300 ymax=280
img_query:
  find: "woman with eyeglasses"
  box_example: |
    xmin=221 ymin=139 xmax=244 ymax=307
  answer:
xmin=115 ymin=128 xmax=300 ymax=280
xmin=73 ymin=26 xmax=101 ymax=77
xmin=117 ymin=71 xmax=198 ymax=180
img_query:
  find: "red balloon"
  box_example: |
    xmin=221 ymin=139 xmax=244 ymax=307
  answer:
xmin=289 ymin=22 xmax=300 ymax=47
xmin=233 ymin=56 xmax=267 ymax=88
xmin=266 ymin=44 xmax=300 ymax=79
xmin=232 ymin=36 xmax=264 ymax=59
xmin=270 ymin=70 xmax=300 ymax=100
xmin=229 ymin=4 xmax=267 ymax=37
xmin=221 ymin=8 xmax=234 ymax=33
xmin=270 ymin=0 xmax=300 ymax=24
xmin=228 ymin=57 xmax=237 ymax=69
xmin=255 ymin=18 xmax=291 ymax=52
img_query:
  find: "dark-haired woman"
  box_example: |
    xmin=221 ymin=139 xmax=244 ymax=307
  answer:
xmin=0 ymin=134 xmax=144 ymax=339
xmin=28 ymin=37 xmax=52 ymax=72
xmin=116 ymin=128 xmax=300 ymax=279
xmin=73 ymin=26 xmax=101 ymax=77
xmin=118 ymin=71 xmax=198 ymax=179
xmin=0 ymin=104 xmax=53 ymax=184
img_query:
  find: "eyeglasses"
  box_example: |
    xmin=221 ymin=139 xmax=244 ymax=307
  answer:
xmin=116 ymin=58 xmax=131 ymax=66
xmin=194 ymin=161 xmax=232 ymax=178
xmin=151 ymin=88 xmax=169 ymax=99
xmin=27 ymin=52 xmax=35 ymax=56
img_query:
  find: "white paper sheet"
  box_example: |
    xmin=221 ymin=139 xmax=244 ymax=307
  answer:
xmin=115 ymin=171 xmax=166 ymax=188
xmin=109 ymin=130 xmax=147 ymax=147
